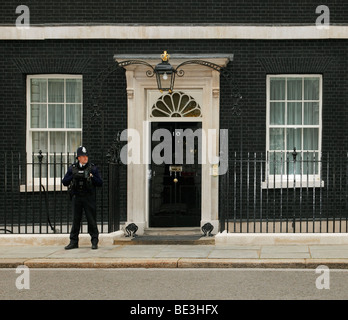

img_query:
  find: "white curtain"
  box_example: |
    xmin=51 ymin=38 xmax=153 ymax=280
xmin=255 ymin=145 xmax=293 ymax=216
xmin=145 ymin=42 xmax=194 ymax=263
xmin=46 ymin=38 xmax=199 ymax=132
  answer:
xmin=304 ymin=78 xmax=319 ymax=100
xmin=287 ymin=78 xmax=302 ymax=100
xmin=31 ymin=79 xmax=47 ymax=103
xmin=270 ymin=102 xmax=285 ymax=125
xmin=287 ymin=102 xmax=302 ymax=125
xmin=270 ymin=128 xmax=284 ymax=150
xmin=48 ymin=104 xmax=64 ymax=128
xmin=66 ymin=79 xmax=82 ymax=103
xmin=30 ymin=104 xmax=47 ymax=128
xmin=287 ymin=128 xmax=301 ymax=151
xmin=48 ymin=79 xmax=64 ymax=102
xmin=67 ymin=131 xmax=82 ymax=153
xmin=304 ymin=102 xmax=319 ymax=125
xmin=66 ymin=104 xmax=81 ymax=128
xmin=32 ymin=132 xmax=48 ymax=153
xmin=270 ymin=78 xmax=285 ymax=100
xmin=50 ymin=132 xmax=65 ymax=153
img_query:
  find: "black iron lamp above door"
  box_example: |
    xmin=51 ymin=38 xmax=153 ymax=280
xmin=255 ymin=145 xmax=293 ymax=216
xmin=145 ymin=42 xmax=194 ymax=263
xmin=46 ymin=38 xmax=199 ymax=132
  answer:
xmin=154 ymin=51 xmax=175 ymax=93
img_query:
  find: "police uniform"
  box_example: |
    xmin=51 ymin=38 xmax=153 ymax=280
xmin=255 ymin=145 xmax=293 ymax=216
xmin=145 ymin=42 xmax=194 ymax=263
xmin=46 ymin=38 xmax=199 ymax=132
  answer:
xmin=62 ymin=146 xmax=103 ymax=250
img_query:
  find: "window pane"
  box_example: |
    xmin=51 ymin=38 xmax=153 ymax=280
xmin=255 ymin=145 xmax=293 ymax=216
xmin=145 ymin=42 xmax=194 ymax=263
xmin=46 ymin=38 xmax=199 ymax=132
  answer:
xmin=66 ymin=104 xmax=82 ymax=128
xmin=32 ymin=132 xmax=48 ymax=153
xmin=304 ymin=78 xmax=320 ymax=100
xmin=287 ymin=102 xmax=302 ymax=125
xmin=50 ymin=132 xmax=65 ymax=153
xmin=287 ymin=151 xmax=302 ymax=175
xmin=302 ymin=152 xmax=319 ymax=175
xmin=49 ymin=155 xmax=66 ymax=179
xmin=270 ymin=102 xmax=285 ymax=125
xmin=66 ymin=79 xmax=82 ymax=103
xmin=303 ymin=102 xmax=319 ymax=125
xmin=287 ymin=78 xmax=302 ymax=100
xmin=31 ymin=104 xmax=47 ymax=128
xmin=287 ymin=128 xmax=302 ymax=151
xmin=269 ymin=152 xmax=286 ymax=175
xmin=270 ymin=78 xmax=285 ymax=100
xmin=67 ymin=154 xmax=76 ymax=166
xmin=48 ymin=104 xmax=64 ymax=128
xmin=48 ymin=79 xmax=64 ymax=103
xmin=270 ymin=128 xmax=285 ymax=150
xmin=33 ymin=155 xmax=48 ymax=179
xmin=31 ymin=79 xmax=47 ymax=103
xmin=67 ymin=132 xmax=82 ymax=153
xmin=303 ymin=128 xmax=319 ymax=150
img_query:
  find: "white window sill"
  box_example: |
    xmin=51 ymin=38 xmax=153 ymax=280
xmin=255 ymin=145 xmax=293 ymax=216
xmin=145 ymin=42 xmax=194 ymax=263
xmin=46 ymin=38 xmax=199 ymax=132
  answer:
xmin=262 ymin=179 xmax=324 ymax=189
xmin=20 ymin=185 xmax=68 ymax=192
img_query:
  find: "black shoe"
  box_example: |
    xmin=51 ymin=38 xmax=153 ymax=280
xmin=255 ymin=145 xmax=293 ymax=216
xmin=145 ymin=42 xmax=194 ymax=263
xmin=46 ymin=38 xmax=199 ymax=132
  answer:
xmin=91 ymin=242 xmax=98 ymax=250
xmin=65 ymin=242 xmax=78 ymax=250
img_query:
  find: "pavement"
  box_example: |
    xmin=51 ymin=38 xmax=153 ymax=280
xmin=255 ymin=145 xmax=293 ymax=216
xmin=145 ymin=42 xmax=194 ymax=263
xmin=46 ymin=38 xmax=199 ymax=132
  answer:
xmin=2 ymin=243 xmax=348 ymax=269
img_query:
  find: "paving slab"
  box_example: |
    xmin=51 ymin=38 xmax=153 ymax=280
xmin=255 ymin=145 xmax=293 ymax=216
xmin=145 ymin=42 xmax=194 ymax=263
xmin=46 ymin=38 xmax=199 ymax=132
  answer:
xmin=0 ymin=246 xmax=60 ymax=258
xmin=261 ymin=245 xmax=309 ymax=253
xmin=0 ymin=245 xmax=60 ymax=254
xmin=309 ymin=245 xmax=348 ymax=251
xmin=309 ymin=251 xmax=348 ymax=259
xmin=1 ymin=243 xmax=348 ymax=269
xmin=158 ymin=245 xmax=214 ymax=251
xmin=154 ymin=251 xmax=211 ymax=258
xmin=214 ymin=245 xmax=261 ymax=250
xmin=208 ymin=250 xmax=259 ymax=259
xmin=260 ymin=252 xmax=311 ymax=259
xmin=103 ymin=251 xmax=160 ymax=258
xmin=100 ymin=245 xmax=165 ymax=258
xmin=46 ymin=247 xmax=118 ymax=259
xmin=114 ymin=245 xmax=168 ymax=250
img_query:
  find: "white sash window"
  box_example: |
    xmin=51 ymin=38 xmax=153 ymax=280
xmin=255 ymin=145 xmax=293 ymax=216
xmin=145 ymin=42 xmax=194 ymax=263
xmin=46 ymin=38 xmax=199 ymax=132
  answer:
xmin=26 ymin=74 xmax=83 ymax=188
xmin=265 ymin=75 xmax=322 ymax=188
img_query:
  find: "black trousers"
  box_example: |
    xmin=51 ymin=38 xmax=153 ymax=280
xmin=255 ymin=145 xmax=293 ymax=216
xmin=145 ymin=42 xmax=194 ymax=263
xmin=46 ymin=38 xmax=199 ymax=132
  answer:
xmin=70 ymin=193 xmax=99 ymax=244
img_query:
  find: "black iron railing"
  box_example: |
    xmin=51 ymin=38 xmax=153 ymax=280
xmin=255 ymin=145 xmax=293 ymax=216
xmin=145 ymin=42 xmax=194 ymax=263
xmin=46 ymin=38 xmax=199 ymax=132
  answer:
xmin=219 ymin=151 xmax=348 ymax=233
xmin=0 ymin=151 xmax=125 ymax=234
xmin=2 ymin=150 xmax=348 ymax=234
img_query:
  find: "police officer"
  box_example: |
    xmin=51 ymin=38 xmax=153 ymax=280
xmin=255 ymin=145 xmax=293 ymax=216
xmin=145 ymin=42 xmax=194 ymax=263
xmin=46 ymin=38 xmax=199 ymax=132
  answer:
xmin=62 ymin=146 xmax=103 ymax=250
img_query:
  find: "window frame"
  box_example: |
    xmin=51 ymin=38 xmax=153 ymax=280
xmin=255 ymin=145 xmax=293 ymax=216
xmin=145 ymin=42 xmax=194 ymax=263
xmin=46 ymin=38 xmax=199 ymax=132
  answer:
xmin=26 ymin=74 xmax=83 ymax=189
xmin=265 ymin=74 xmax=323 ymax=188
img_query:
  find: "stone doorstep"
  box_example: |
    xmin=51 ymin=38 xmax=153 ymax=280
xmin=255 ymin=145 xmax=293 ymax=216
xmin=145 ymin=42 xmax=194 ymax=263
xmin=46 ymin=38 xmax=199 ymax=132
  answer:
xmin=3 ymin=258 xmax=348 ymax=269
xmin=113 ymin=235 xmax=215 ymax=245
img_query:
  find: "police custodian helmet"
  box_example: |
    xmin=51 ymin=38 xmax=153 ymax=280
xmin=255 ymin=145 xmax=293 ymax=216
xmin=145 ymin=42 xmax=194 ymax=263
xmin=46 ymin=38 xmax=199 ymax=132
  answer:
xmin=76 ymin=146 xmax=88 ymax=158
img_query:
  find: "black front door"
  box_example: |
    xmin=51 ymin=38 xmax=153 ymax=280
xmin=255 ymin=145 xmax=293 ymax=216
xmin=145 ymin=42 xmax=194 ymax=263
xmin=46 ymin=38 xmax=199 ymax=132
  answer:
xmin=149 ymin=122 xmax=202 ymax=227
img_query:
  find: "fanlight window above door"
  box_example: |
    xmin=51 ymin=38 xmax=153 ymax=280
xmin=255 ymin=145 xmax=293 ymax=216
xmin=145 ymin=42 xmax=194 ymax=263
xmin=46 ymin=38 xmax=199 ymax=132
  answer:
xmin=151 ymin=91 xmax=202 ymax=118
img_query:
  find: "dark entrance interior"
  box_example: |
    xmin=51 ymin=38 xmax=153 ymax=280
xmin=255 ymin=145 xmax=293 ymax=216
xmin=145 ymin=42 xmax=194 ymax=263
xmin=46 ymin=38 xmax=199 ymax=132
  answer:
xmin=149 ymin=122 xmax=202 ymax=227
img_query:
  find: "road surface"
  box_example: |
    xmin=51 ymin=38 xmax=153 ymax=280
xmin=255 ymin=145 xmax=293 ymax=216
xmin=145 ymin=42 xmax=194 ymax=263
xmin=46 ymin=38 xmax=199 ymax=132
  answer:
xmin=0 ymin=268 xmax=346 ymax=300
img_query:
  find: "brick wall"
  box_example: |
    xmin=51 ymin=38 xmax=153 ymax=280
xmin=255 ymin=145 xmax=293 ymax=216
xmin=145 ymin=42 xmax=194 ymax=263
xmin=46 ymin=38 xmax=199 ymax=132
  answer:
xmin=1 ymin=0 xmax=347 ymax=25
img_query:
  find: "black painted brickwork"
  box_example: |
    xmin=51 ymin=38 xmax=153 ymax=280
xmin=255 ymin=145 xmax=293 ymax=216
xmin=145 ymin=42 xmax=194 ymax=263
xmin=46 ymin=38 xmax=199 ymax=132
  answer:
xmin=1 ymin=0 xmax=348 ymax=25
